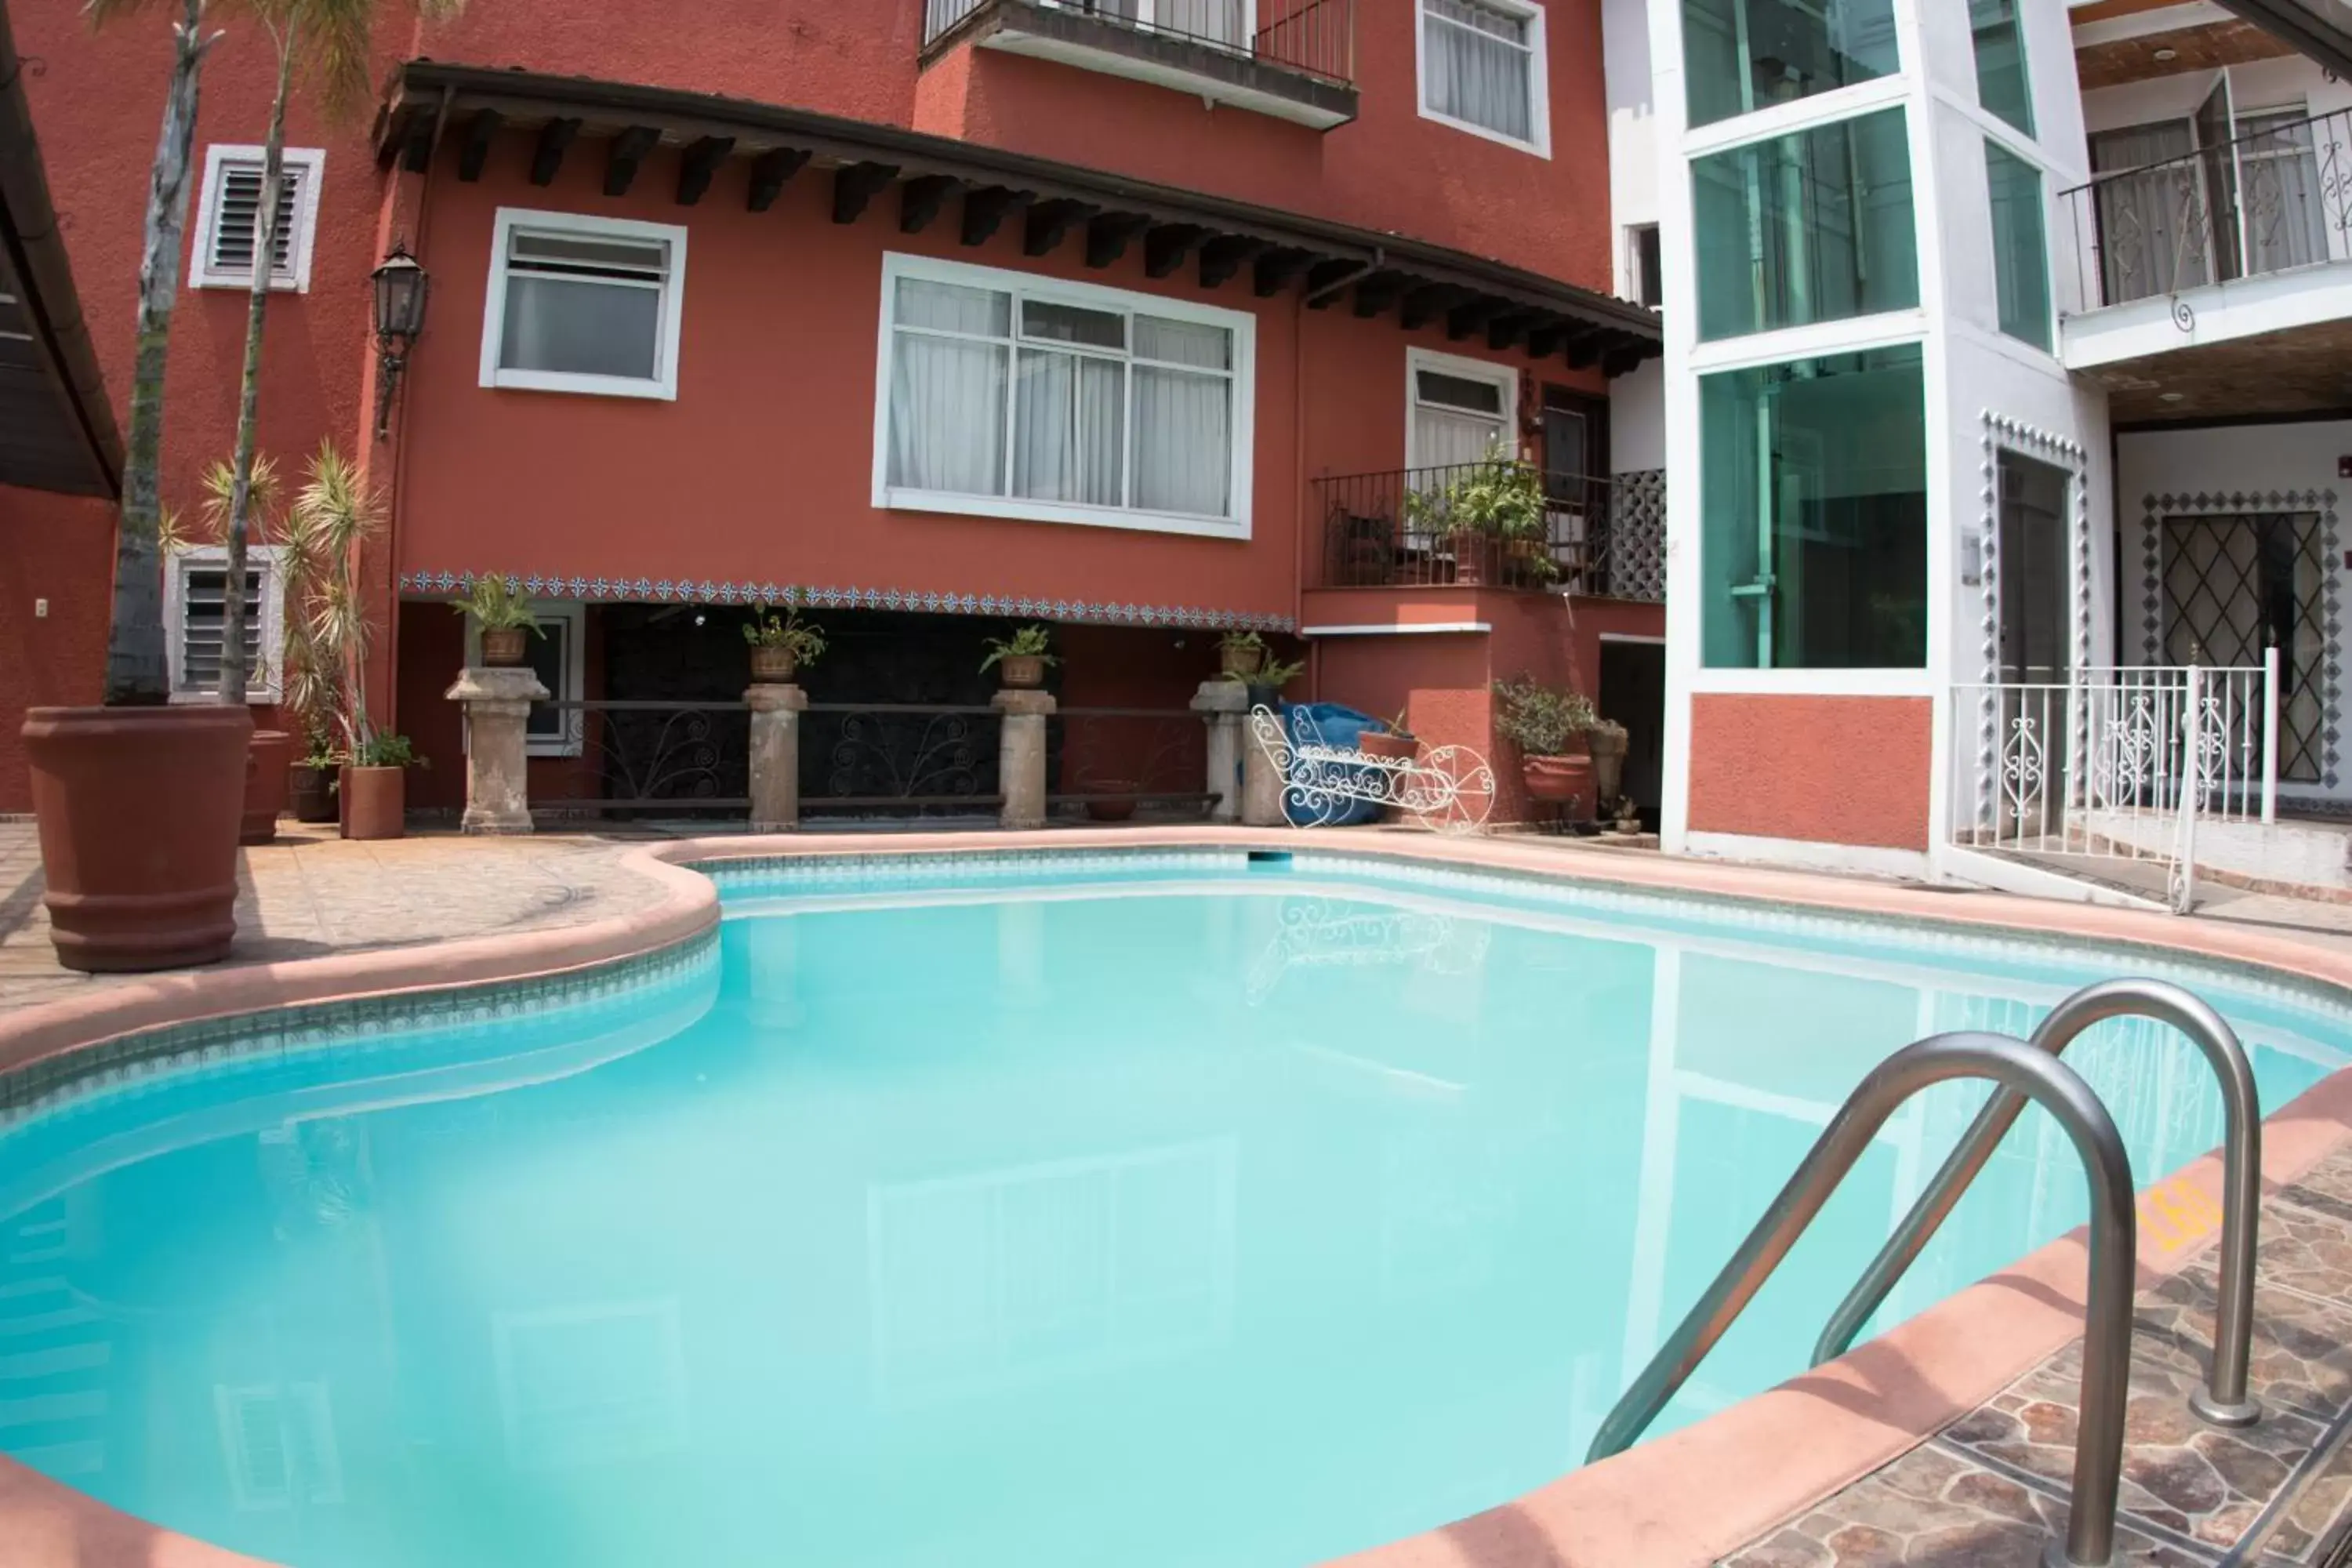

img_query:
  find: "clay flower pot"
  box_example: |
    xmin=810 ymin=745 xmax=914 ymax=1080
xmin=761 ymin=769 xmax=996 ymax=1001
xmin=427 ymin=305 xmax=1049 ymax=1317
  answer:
xmin=996 ymin=654 xmax=1047 ymax=690
xmin=1085 ymin=782 xmax=1140 ymax=822
xmin=341 ymin=765 xmax=407 ymax=841
xmin=21 ymin=704 xmax=252 ymax=972
xmin=481 ymin=627 xmax=528 ymax=668
xmin=1356 ymin=730 xmax=1417 ymax=764
xmin=1522 ymin=753 xmax=1595 ymax=815
xmin=289 ymin=764 xmax=339 ymax=824
xmin=749 ymin=646 xmax=797 ymax=684
xmin=241 ymin=729 xmax=293 ymax=845
xmin=1218 ymin=643 xmax=1265 ymax=679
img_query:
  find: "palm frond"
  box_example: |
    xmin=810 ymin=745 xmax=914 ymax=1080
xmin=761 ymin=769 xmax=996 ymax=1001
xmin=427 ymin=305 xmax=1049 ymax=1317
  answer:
xmin=200 ymin=452 xmax=283 ymax=544
xmin=286 ymin=0 xmax=466 ymax=122
xmin=155 ymin=503 xmax=191 ymax=557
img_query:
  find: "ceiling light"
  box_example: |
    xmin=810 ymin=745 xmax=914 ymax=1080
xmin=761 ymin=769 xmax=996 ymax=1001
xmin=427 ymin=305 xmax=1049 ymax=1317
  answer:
xmin=2160 ymin=391 xmax=2187 ymax=402
xmin=2153 ymin=46 xmax=2179 ymax=61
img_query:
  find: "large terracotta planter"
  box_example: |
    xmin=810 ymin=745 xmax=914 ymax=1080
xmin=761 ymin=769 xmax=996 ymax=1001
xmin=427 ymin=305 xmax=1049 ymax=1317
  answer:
xmin=21 ymin=704 xmax=252 ymax=972
xmin=289 ymin=764 xmax=338 ymax=823
xmin=341 ymin=765 xmax=407 ymax=840
xmin=1522 ymin=753 xmax=1595 ymax=816
xmin=241 ymin=729 xmax=293 ymax=845
xmin=1357 ymin=730 xmax=1417 ymax=764
xmin=996 ymin=654 xmax=1047 ymax=690
xmin=749 ymin=646 xmax=797 ymax=684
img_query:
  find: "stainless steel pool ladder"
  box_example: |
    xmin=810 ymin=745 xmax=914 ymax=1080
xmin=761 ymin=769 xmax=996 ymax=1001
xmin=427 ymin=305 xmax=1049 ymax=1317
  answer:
xmin=1584 ymin=1032 xmax=2136 ymax=1568
xmin=1815 ymin=979 xmax=2263 ymax=1428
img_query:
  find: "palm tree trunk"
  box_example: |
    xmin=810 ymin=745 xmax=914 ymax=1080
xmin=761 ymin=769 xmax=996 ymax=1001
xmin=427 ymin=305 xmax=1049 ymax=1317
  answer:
xmin=217 ymin=23 xmax=297 ymax=707
xmin=102 ymin=0 xmax=216 ymax=706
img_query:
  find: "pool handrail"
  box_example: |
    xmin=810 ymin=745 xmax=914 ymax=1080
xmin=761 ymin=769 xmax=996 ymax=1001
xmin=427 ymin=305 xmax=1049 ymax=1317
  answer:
xmin=1811 ymin=979 xmax=2261 ymax=1427
xmin=1586 ymin=1032 xmax=2136 ymax=1568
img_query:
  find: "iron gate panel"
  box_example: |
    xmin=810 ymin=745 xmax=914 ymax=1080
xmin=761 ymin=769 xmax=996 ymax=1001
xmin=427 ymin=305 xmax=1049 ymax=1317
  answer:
xmin=2161 ymin=512 xmax=2323 ymax=783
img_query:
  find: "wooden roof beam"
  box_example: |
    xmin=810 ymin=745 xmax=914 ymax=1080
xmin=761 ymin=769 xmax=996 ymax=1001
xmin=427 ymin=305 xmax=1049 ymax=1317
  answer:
xmin=899 ymin=173 xmax=960 ymax=234
xmin=603 ymin=125 xmax=661 ymax=197
xmin=456 ymin=109 xmax=502 ymax=182
xmin=961 ymin=185 xmax=1032 ymax=246
xmin=1085 ymin=212 xmax=1152 ymax=268
xmin=833 ymin=161 xmax=901 ymax=224
xmin=1025 ymin=198 xmax=1098 ymax=257
xmin=528 ymin=118 xmax=580 ymax=187
xmin=746 ymin=147 xmax=810 ymax=212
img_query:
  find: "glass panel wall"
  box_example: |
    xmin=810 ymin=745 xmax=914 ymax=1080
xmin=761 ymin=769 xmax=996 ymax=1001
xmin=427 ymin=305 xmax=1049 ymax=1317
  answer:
xmin=1699 ymin=346 xmax=1928 ymax=669
xmin=1682 ymin=0 xmax=1899 ymax=129
xmin=1692 ymin=108 xmax=1918 ymax=341
xmin=1969 ymin=0 xmax=2032 ymax=136
xmin=1985 ymin=142 xmax=2051 ymax=350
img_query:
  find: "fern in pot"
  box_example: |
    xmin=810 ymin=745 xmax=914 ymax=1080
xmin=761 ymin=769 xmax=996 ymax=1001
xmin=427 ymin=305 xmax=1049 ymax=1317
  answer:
xmin=744 ymin=595 xmax=827 ymax=684
xmin=452 ymin=578 xmax=543 ymax=668
xmin=982 ymin=626 xmax=1058 ymax=690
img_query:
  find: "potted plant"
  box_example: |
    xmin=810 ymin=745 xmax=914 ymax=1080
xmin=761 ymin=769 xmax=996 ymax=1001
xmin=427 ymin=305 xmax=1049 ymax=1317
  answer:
xmin=342 ymin=732 xmax=423 ymax=841
xmin=1358 ymin=707 xmax=1417 ymax=764
xmin=288 ymin=724 xmax=341 ymax=824
xmin=1494 ymin=675 xmax=1599 ymax=813
xmin=744 ymin=596 xmax=827 ymax=684
xmin=1243 ymin=655 xmax=1307 ymax=712
xmin=452 ymin=577 xmax=543 ymax=667
xmin=1406 ymin=441 xmax=1545 ymax=590
xmin=1218 ymin=630 xmax=1268 ymax=680
xmin=982 ymin=626 xmax=1057 ymax=689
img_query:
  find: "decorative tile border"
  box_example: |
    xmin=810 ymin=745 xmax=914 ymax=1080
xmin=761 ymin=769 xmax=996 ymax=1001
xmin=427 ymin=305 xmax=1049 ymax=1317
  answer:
xmin=397 ymin=569 xmax=1298 ymax=634
xmin=0 ymin=927 xmax=720 ymax=1134
xmin=697 ymin=844 xmax=2352 ymax=1038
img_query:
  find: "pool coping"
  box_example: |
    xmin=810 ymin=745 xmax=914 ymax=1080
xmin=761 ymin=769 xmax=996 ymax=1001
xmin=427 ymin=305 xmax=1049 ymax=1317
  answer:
xmin=5 ymin=824 xmax=2352 ymax=1568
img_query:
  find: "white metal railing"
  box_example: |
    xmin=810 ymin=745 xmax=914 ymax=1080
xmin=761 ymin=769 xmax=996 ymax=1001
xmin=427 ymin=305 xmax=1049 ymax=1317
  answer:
xmin=1949 ymin=654 xmax=2280 ymax=913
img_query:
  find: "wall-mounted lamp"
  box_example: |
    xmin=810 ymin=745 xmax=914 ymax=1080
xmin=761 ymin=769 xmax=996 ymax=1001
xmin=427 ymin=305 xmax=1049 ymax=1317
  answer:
xmin=372 ymin=241 xmax=430 ymax=439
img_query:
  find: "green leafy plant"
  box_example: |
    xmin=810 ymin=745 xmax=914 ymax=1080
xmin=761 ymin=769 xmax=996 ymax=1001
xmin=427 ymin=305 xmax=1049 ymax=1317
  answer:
xmin=288 ymin=444 xmax=387 ymax=764
xmin=1218 ymin=630 xmax=1266 ymax=654
xmin=1492 ymin=676 xmax=1599 ymax=757
xmin=980 ymin=625 xmax=1058 ymax=673
xmin=1253 ymin=656 xmax=1308 ymax=691
xmin=449 ymin=576 xmax=543 ymax=634
xmin=351 ymin=732 xmax=423 ymax=770
xmin=743 ymin=597 xmax=828 ymax=664
xmin=1404 ymin=439 xmax=1547 ymax=541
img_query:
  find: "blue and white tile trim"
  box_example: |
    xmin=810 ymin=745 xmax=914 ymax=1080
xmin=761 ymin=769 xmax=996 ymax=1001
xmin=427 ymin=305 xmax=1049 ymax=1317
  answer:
xmin=0 ymin=927 xmax=720 ymax=1134
xmin=699 ymin=846 xmax=2352 ymax=1036
xmin=399 ymin=570 xmax=1297 ymax=635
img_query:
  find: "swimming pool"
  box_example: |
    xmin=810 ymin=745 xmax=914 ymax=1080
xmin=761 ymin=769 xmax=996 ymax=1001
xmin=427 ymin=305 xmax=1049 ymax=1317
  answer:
xmin=1 ymin=847 xmax=2345 ymax=1568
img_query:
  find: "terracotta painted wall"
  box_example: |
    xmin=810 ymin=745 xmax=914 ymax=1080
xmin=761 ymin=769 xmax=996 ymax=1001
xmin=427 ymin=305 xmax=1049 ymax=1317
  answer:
xmin=1687 ymin=695 xmax=1933 ymax=851
xmin=0 ymin=488 xmax=117 ymax=812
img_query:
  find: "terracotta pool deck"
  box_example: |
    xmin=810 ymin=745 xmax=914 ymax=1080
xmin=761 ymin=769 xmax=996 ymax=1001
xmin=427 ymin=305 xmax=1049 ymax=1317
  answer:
xmin=11 ymin=822 xmax=2352 ymax=1566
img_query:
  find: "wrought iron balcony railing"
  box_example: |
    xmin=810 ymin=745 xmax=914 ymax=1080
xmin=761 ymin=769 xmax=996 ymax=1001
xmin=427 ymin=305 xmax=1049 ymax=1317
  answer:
xmin=1312 ymin=463 xmax=1661 ymax=602
xmin=2060 ymin=105 xmax=2352 ymax=312
xmin=923 ymin=0 xmax=1356 ymax=90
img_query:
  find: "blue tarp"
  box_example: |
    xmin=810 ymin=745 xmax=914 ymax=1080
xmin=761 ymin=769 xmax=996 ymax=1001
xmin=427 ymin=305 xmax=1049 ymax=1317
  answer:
xmin=1282 ymin=702 xmax=1388 ymax=827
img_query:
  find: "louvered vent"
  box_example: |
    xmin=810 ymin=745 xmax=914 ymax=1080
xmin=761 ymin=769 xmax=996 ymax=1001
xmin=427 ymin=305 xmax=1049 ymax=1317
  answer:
xmin=207 ymin=163 xmax=303 ymax=279
xmin=178 ymin=568 xmax=264 ymax=692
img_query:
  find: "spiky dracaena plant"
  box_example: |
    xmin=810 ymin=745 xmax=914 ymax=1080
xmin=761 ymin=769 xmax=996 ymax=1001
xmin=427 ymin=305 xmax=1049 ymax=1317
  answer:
xmin=194 ymin=0 xmax=467 ymax=703
xmin=91 ymin=0 xmax=219 ymax=703
xmin=285 ymin=444 xmax=383 ymax=757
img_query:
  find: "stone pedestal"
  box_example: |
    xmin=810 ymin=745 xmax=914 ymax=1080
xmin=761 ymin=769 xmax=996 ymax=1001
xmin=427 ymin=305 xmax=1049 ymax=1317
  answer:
xmin=1240 ymin=697 xmax=1286 ymax=829
xmin=745 ymin=683 xmax=809 ymax=833
xmin=1191 ymin=679 xmax=1247 ymax=823
xmin=992 ymin=688 xmax=1057 ymax=829
xmin=445 ymin=666 xmax=550 ymax=836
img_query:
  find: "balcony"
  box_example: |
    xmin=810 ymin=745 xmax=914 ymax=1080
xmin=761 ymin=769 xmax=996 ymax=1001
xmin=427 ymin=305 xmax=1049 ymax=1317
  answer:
xmin=1310 ymin=463 xmax=1663 ymax=602
xmin=2058 ymin=105 xmax=2352 ymax=421
xmin=920 ymin=0 xmax=1358 ymax=131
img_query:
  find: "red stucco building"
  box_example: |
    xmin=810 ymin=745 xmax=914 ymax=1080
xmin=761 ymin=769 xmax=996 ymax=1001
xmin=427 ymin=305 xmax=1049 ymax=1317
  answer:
xmin=2 ymin=0 xmax=1662 ymax=823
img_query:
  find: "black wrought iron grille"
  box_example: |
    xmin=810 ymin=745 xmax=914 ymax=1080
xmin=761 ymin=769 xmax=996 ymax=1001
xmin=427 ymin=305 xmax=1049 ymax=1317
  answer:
xmin=2161 ymin=512 xmax=2324 ymax=782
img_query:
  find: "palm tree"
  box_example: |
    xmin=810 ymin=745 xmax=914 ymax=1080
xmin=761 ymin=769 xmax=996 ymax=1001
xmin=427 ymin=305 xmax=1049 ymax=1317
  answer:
xmin=212 ymin=0 xmax=463 ymax=704
xmin=93 ymin=0 xmax=220 ymax=704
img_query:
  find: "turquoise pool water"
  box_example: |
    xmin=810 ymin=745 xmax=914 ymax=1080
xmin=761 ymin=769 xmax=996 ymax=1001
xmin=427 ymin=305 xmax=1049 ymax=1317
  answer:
xmin=1 ymin=850 xmax=2346 ymax=1568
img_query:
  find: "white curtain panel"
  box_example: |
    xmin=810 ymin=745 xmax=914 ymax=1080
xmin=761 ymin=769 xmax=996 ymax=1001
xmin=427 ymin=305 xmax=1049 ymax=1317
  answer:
xmin=1414 ymin=407 xmax=1505 ymax=472
xmin=1133 ymin=316 xmax=1232 ymax=517
xmin=2089 ymin=122 xmax=2206 ymax=303
xmin=1424 ymin=0 xmax=1532 ymax=143
xmin=889 ymin=278 xmax=1011 ymax=496
xmin=2239 ymin=111 xmax=2328 ymax=276
xmin=1156 ymin=0 xmax=1247 ymax=45
xmin=1014 ymin=350 xmax=1125 ymax=506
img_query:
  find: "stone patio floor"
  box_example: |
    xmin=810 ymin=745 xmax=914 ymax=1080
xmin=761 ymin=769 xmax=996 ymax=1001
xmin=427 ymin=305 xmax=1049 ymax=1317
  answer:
xmin=11 ymin=821 xmax=2352 ymax=1563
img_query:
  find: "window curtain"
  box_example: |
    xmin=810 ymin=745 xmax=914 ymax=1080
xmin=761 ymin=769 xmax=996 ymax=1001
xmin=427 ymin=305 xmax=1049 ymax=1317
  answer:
xmin=1414 ymin=405 xmax=1506 ymax=471
xmin=889 ymin=278 xmax=1010 ymax=496
xmin=1133 ymin=318 xmax=1233 ymax=517
xmin=1155 ymin=0 xmax=1247 ymax=45
xmin=1014 ymin=350 xmax=1125 ymax=506
xmin=2239 ymin=111 xmax=2327 ymax=276
xmin=1423 ymin=0 xmax=1533 ymax=143
xmin=2089 ymin=122 xmax=2206 ymax=305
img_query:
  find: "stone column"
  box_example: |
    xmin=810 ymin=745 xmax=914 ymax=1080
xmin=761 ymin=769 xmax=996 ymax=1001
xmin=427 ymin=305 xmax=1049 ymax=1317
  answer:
xmin=992 ymin=688 xmax=1056 ymax=829
xmin=1240 ymin=696 xmax=1287 ymax=829
xmin=745 ymin=683 xmax=808 ymax=833
xmin=1191 ymin=678 xmax=1247 ymax=823
xmin=445 ymin=666 xmax=550 ymax=836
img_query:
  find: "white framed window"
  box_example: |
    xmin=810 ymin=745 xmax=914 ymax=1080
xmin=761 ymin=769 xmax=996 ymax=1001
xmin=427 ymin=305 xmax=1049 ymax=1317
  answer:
xmin=463 ymin=601 xmax=586 ymax=757
xmin=165 ymin=546 xmax=286 ymax=705
xmin=872 ymin=252 xmax=1254 ymax=540
xmin=492 ymin=1300 xmax=688 ymax=1472
xmin=479 ymin=209 xmax=688 ymax=401
xmin=191 ymin=145 xmax=325 ymax=292
xmin=1040 ymin=0 xmax=1254 ymax=48
xmin=1406 ymin=347 xmax=1517 ymax=473
xmin=1417 ymin=0 xmax=1550 ymax=158
xmin=213 ymin=1382 xmax=343 ymax=1510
